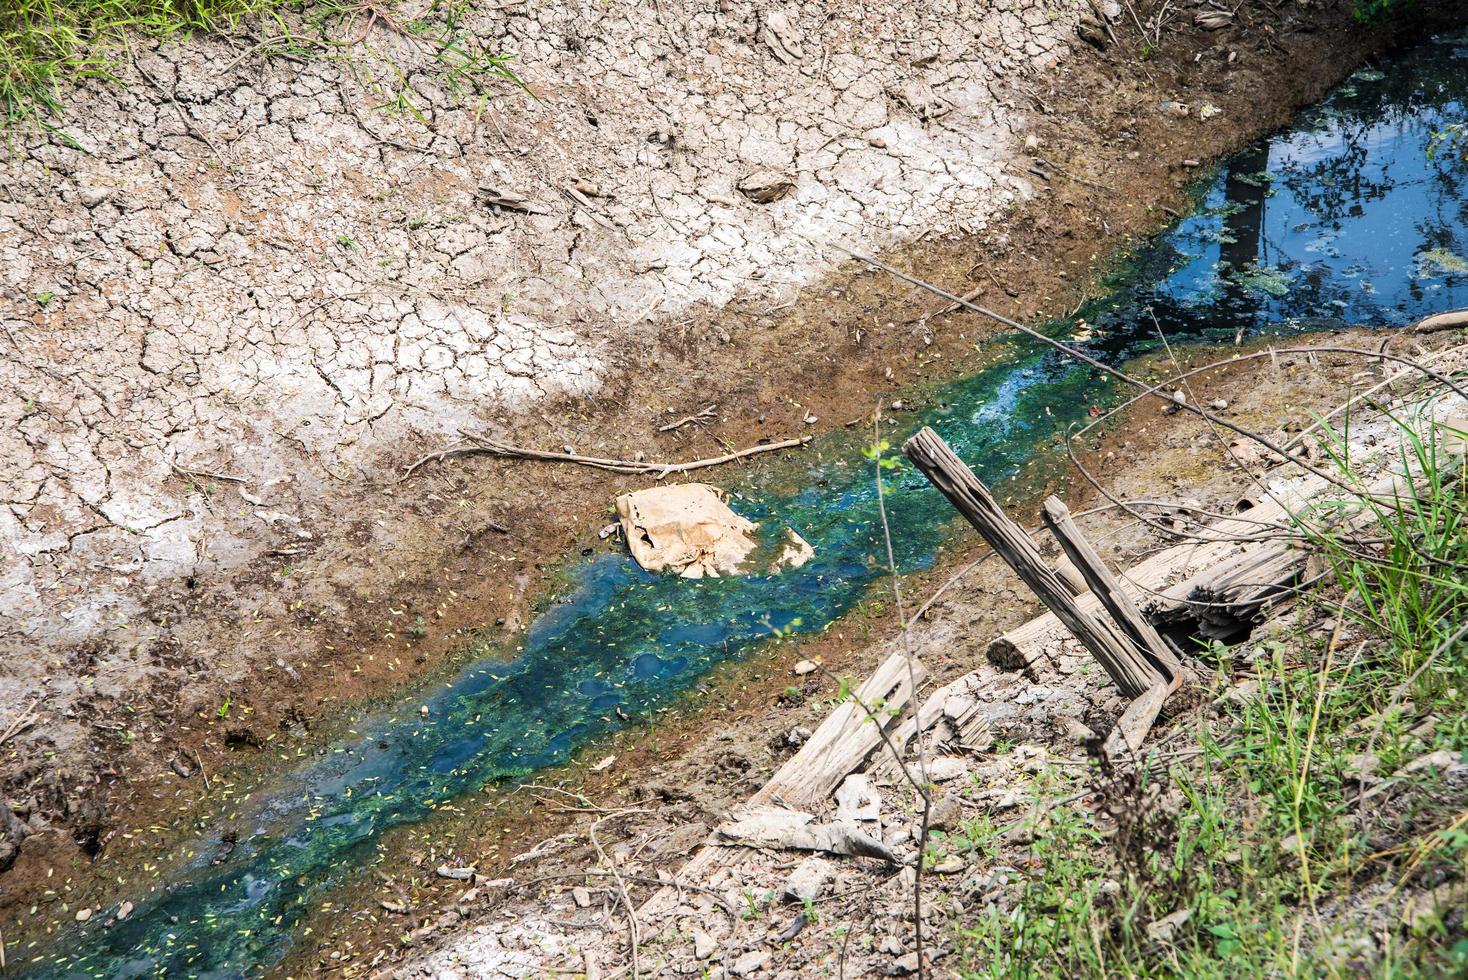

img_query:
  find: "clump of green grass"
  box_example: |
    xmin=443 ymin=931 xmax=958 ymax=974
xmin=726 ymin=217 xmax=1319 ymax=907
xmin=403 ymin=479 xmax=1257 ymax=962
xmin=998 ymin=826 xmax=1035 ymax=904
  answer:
xmin=2 ymin=0 xmax=260 ymax=123
xmin=957 ymin=394 xmax=1468 ymax=977
xmin=1 ymin=0 xmax=523 ymax=126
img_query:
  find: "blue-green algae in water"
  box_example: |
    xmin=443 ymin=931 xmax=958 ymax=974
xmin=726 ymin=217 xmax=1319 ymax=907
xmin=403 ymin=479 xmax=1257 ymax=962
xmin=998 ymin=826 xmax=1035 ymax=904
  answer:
xmin=29 ymin=34 xmax=1468 ymax=979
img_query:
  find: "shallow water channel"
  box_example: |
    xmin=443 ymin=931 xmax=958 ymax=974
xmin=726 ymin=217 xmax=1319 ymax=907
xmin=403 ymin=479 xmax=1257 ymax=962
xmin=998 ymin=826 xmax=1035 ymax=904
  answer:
xmin=29 ymin=33 xmax=1468 ymax=980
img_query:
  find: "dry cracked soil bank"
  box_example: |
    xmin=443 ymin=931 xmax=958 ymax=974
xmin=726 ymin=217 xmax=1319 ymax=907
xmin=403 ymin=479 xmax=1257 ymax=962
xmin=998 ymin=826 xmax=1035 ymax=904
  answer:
xmin=2 ymin=0 xmax=1464 ymax=967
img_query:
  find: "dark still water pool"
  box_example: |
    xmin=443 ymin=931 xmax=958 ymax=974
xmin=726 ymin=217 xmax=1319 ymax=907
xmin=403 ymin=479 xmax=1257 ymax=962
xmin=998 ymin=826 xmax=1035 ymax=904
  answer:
xmin=25 ymin=32 xmax=1468 ymax=980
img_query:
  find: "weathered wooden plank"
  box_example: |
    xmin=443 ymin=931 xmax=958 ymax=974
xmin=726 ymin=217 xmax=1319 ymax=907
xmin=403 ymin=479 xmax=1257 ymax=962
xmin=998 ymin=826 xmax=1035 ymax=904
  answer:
xmin=903 ymin=426 xmax=1159 ymax=699
xmin=987 ymin=480 xmax=1317 ymax=669
xmin=637 ymin=648 xmax=927 ymax=922
xmin=1042 ymin=495 xmax=1185 ymax=686
xmin=753 ymin=650 xmax=928 ymax=807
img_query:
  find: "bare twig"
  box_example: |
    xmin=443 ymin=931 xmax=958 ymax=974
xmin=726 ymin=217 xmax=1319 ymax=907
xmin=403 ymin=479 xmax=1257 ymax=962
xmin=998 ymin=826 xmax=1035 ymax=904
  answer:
xmin=868 ymin=410 xmax=932 ymax=979
xmin=658 ymin=405 xmax=718 ymax=433
xmin=908 ymin=285 xmax=986 ymax=324
xmin=0 ymin=699 xmax=40 ymax=747
xmin=170 ymin=460 xmax=248 ymax=485
xmin=589 ymin=809 xmax=653 ymax=979
xmin=906 ymin=551 xmax=997 ymax=627
xmin=829 ymin=245 xmax=1468 ymax=505
xmin=192 ymin=748 xmax=211 ymax=791
xmin=403 ymin=432 xmax=810 ymax=480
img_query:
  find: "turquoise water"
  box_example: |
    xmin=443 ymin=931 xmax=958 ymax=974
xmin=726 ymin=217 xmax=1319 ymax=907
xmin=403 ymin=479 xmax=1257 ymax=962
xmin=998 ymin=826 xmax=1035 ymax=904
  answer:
xmin=25 ymin=34 xmax=1468 ymax=980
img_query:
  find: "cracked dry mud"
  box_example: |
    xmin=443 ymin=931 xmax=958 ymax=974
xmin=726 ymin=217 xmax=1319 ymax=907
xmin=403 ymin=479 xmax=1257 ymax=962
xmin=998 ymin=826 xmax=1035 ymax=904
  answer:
xmin=1 ymin=0 xmax=1077 ymax=860
xmin=1 ymin=0 xmax=1070 ymax=631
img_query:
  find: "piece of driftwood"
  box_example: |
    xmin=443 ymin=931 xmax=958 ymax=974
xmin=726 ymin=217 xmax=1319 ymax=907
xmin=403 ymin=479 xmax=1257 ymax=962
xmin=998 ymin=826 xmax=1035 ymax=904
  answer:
xmin=755 ymin=650 xmax=928 ymax=806
xmin=864 ymin=673 xmax=995 ymax=785
xmin=708 ymin=806 xmax=897 ymax=862
xmin=986 ymin=397 xmax=1456 ymax=670
xmin=1101 ymin=680 xmax=1172 ymax=757
xmin=903 ymin=427 xmax=1160 ymax=699
xmin=1161 ymin=542 xmax=1304 ymax=641
xmin=636 ymin=649 xmax=927 ymax=922
xmin=833 ymin=774 xmax=882 ymax=824
xmin=987 ymin=480 xmax=1314 ymax=669
xmin=1042 ymin=496 xmax=1185 ymax=687
xmin=1411 ymin=308 xmax=1468 ymax=334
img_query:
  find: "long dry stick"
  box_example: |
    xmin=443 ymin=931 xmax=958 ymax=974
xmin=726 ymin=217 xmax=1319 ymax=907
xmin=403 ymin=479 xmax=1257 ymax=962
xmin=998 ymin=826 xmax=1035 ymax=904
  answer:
xmin=589 ymin=809 xmax=653 ymax=979
xmin=402 ymin=433 xmax=809 ymax=480
xmin=830 ymin=244 xmax=1468 ymax=502
xmin=868 ymin=409 xmax=933 ymax=980
xmin=1068 ymin=344 xmax=1468 ymax=452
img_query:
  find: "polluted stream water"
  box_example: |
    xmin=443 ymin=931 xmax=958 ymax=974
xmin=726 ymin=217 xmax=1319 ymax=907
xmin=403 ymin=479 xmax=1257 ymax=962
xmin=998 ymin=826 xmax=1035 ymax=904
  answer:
xmin=21 ymin=33 xmax=1468 ymax=980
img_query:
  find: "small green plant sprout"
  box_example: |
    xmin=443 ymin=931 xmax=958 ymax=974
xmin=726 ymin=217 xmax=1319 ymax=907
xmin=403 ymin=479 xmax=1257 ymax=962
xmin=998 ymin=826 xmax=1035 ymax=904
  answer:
xmin=216 ymin=697 xmax=232 ymax=718
xmin=35 ymin=291 xmax=54 ymax=306
xmin=862 ymin=438 xmax=907 ymax=473
xmin=760 ymin=615 xmax=803 ymax=641
xmin=335 ymin=234 xmax=358 ymax=250
xmin=740 ymin=888 xmax=761 ymax=920
xmin=957 ymin=813 xmax=1002 ymax=859
xmin=801 ymin=897 xmax=819 ymax=924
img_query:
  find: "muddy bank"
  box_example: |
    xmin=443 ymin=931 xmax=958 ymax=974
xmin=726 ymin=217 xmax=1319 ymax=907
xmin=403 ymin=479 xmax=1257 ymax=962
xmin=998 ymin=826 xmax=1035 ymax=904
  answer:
xmin=3 ymin=0 xmax=1466 ymax=966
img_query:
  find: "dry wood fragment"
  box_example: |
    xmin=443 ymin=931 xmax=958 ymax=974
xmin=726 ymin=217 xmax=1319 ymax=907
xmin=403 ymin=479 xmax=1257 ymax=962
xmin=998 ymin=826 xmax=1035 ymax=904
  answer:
xmin=1101 ymin=680 xmax=1172 ymax=756
xmin=1042 ymin=496 xmax=1185 ymax=687
xmin=0 ymin=699 xmax=41 ymax=747
xmin=636 ymin=650 xmax=926 ymax=921
xmin=902 ymin=427 xmax=1161 ymax=699
xmin=709 ymin=806 xmax=897 ymax=862
xmin=475 ymin=185 xmax=551 ymax=214
xmin=1410 ymin=307 xmax=1468 ymax=334
xmin=987 ymin=484 xmax=1312 ymax=669
xmin=657 ymin=404 xmax=718 ymax=432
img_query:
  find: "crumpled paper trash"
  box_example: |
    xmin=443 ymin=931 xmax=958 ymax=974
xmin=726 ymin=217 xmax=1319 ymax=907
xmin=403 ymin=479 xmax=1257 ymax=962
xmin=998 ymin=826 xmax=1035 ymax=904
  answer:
xmin=614 ymin=483 xmax=813 ymax=578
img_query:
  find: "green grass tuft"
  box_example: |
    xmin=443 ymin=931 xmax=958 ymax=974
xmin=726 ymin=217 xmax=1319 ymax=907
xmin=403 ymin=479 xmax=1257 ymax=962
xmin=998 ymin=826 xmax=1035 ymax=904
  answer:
xmin=2 ymin=0 xmax=260 ymax=123
xmin=0 ymin=0 xmax=523 ymax=126
xmin=957 ymin=394 xmax=1468 ymax=977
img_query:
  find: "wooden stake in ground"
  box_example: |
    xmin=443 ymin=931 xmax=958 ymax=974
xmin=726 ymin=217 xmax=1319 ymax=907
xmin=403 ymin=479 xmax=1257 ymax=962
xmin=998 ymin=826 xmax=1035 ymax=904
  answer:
xmin=902 ymin=427 xmax=1165 ymax=700
xmin=1041 ymin=496 xmax=1186 ymax=686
